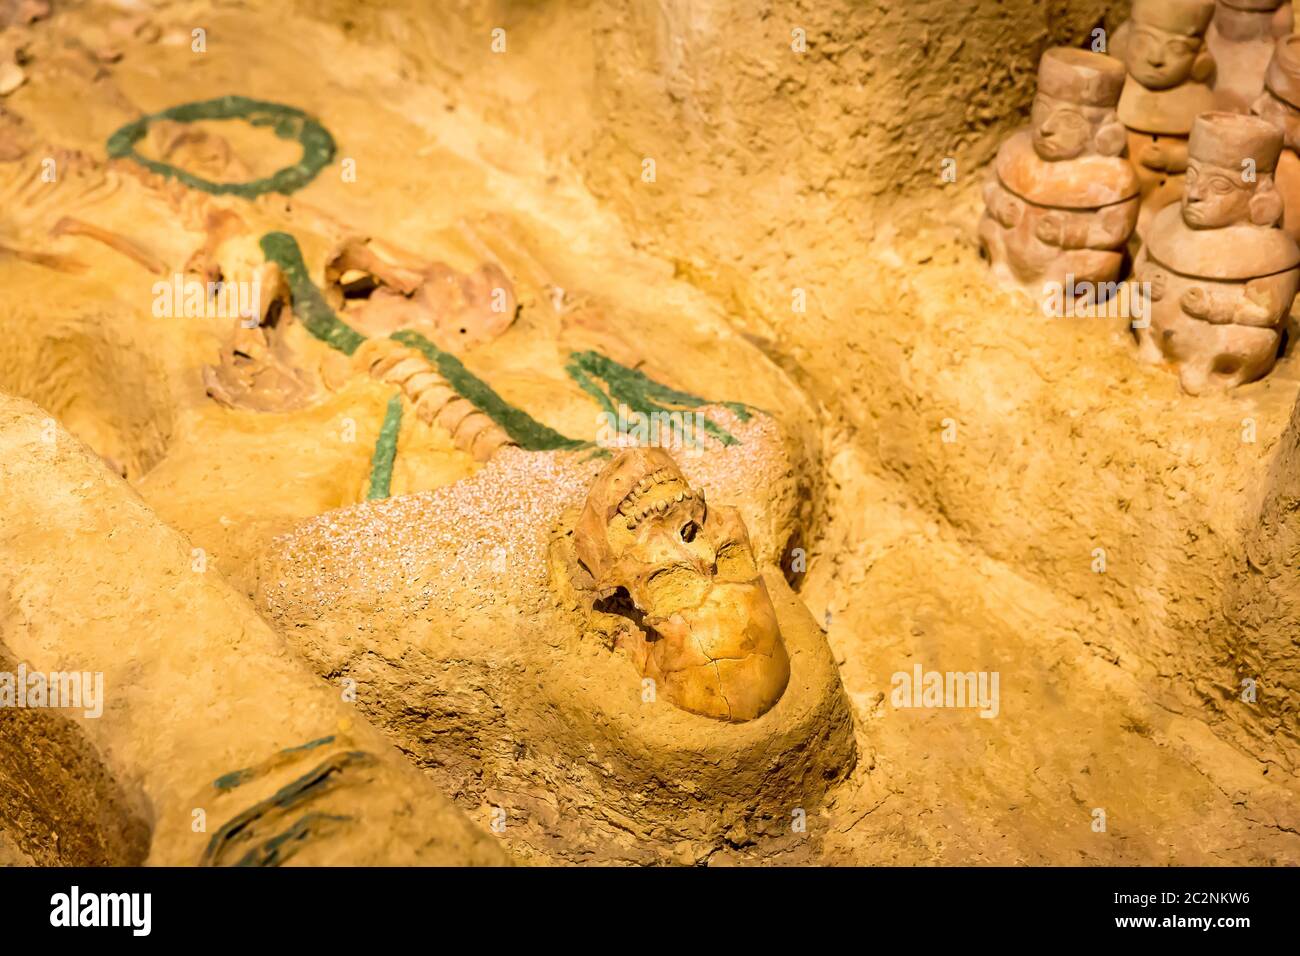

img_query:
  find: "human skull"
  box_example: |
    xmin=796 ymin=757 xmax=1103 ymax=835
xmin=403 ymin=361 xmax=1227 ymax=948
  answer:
xmin=575 ymin=448 xmax=790 ymax=722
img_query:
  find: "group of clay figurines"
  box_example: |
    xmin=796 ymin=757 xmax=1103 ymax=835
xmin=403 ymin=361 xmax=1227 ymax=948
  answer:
xmin=980 ymin=0 xmax=1300 ymax=394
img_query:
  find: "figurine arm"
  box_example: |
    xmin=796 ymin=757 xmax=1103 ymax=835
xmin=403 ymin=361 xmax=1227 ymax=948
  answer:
xmin=1163 ymin=140 xmax=1189 ymax=174
xmin=1083 ymin=204 xmax=1135 ymax=250
xmin=1129 ymin=254 xmax=1164 ymax=330
xmin=1180 ymin=284 xmax=1246 ymax=325
xmin=982 ymin=175 xmax=1023 ymax=228
xmin=1139 ymin=139 xmax=1189 ymax=174
xmin=1231 ymin=277 xmax=1289 ymax=329
xmin=1036 ymin=208 xmax=1126 ymax=250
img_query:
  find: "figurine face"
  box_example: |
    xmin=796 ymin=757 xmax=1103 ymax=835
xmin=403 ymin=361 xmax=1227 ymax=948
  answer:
xmin=1127 ymin=24 xmax=1202 ymax=89
xmin=1183 ymin=160 xmax=1253 ymax=227
xmin=1030 ymin=94 xmax=1094 ymax=160
xmin=575 ymin=448 xmax=790 ymax=721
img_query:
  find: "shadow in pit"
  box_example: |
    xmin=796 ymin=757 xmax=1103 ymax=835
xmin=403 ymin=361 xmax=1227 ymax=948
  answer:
xmin=0 ymin=703 xmax=151 ymax=866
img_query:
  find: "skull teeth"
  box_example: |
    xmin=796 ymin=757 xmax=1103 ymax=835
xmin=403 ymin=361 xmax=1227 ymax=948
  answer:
xmin=614 ymin=463 xmax=700 ymax=530
xmin=622 ymin=489 xmax=696 ymax=530
xmin=619 ymin=469 xmax=674 ymax=514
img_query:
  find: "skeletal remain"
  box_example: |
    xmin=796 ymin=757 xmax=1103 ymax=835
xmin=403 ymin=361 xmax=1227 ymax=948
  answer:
xmin=324 ymin=237 xmax=518 ymax=353
xmin=0 ymin=104 xmax=29 ymax=160
xmin=146 ymin=119 xmax=252 ymax=185
xmin=203 ymin=295 xmax=317 ymax=414
xmin=0 ymin=240 xmax=85 ymax=272
xmin=1 ymin=148 xmax=123 ymax=235
xmin=201 ymin=220 xmax=313 ymax=413
xmin=350 ymin=338 xmax=514 ymax=461
xmin=572 ymin=447 xmax=790 ymax=722
xmin=0 ymin=59 xmax=22 ymax=97
xmin=184 ymin=208 xmax=250 ymax=283
xmin=50 ymin=216 xmax=166 ymax=274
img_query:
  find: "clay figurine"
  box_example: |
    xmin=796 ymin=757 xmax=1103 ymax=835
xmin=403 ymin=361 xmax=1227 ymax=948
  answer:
xmin=1252 ymin=33 xmax=1300 ymax=241
xmin=979 ymin=47 xmax=1139 ymax=300
xmin=1118 ymin=0 xmax=1218 ymax=233
xmin=1207 ymin=0 xmax=1294 ymax=111
xmin=1133 ymin=111 xmax=1300 ymax=392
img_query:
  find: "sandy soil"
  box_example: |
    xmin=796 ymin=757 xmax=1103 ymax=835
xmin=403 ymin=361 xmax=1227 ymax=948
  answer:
xmin=0 ymin=0 xmax=1297 ymax=864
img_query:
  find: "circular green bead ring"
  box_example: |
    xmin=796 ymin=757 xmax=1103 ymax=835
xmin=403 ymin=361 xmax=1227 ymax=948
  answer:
xmin=106 ymin=95 xmax=336 ymax=198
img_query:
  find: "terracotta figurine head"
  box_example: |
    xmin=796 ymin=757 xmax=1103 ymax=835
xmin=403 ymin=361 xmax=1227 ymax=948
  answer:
xmin=1183 ymin=110 xmax=1284 ymax=227
xmin=1031 ymin=48 xmax=1129 ymax=160
xmin=1205 ymin=0 xmax=1293 ymax=111
xmin=574 ymin=448 xmax=790 ymax=722
xmin=1212 ymin=0 xmax=1291 ymax=32
xmin=1254 ymin=34 xmax=1300 ymax=149
xmin=1210 ymin=0 xmax=1291 ymax=39
xmin=1125 ymin=0 xmax=1217 ymax=90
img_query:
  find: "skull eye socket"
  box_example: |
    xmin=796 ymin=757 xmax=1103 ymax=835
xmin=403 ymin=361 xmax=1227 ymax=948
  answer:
xmin=680 ymin=521 xmax=699 ymax=543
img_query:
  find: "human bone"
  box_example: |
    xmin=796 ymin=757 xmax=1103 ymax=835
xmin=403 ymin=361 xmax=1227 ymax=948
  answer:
xmin=571 ymin=447 xmax=790 ymax=721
